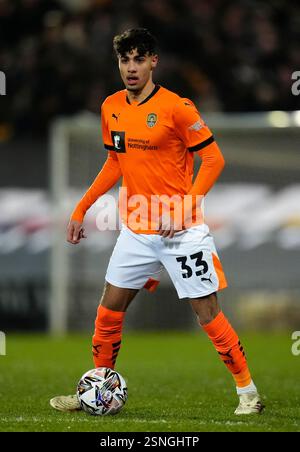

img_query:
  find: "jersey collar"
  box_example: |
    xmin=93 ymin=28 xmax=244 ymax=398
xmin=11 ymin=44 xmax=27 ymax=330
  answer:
xmin=126 ymin=84 xmax=160 ymax=106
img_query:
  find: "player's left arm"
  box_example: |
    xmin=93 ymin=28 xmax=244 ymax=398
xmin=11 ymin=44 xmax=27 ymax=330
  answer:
xmin=158 ymin=99 xmax=225 ymax=238
xmin=188 ymin=141 xmax=225 ymax=196
xmin=173 ymin=98 xmax=225 ymax=196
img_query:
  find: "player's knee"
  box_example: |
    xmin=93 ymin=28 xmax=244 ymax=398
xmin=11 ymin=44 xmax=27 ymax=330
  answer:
xmin=99 ymin=283 xmax=122 ymax=311
xmin=196 ymin=312 xmax=216 ymax=326
xmin=195 ymin=307 xmax=218 ymax=326
xmin=190 ymin=292 xmax=220 ymax=326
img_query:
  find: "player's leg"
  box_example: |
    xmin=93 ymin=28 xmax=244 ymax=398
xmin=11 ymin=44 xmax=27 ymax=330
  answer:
xmin=190 ymin=292 xmax=253 ymax=389
xmin=94 ymin=226 xmax=163 ymax=370
xmin=189 ymin=293 xmax=263 ymax=414
xmin=190 ymin=293 xmax=251 ymax=388
xmin=50 ymin=226 xmax=162 ymax=412
xmin=50 ymin=283 xmax=138 ymax=413
xmin=189 ymin=291 xmax=220 ymax=325
xmin=92 ymin=282 xmax=139 ymax=370
xmin=158 ymin=225 xmax=264 ymax=414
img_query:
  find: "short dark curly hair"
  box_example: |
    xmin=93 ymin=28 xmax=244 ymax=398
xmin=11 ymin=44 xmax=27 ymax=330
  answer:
xmin=113 ymin=28 xmax=158 ymax=57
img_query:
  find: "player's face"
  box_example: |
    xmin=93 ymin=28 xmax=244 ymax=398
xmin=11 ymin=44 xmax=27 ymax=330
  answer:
xmin=118 ymin=48 xmax=158 ymax=92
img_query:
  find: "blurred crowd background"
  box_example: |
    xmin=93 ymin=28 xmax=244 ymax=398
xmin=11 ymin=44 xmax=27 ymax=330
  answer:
xmin=0 ymin=0 xmax=300 ymax=139
xmin=0 ymin=0 xmax=299 ymax=332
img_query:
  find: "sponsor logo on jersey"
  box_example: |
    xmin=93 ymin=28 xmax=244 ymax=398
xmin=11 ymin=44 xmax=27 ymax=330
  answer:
xmin=112 ymin=113 xmax=120 ymax=122
xmin=114 ymin=135 xmax=121 ymax=149
xmin=146 ymin=113 xmax=157 ymax=128
xmin=111 ymin=131 xmax=126 ymax=152
xmin=188 ymin=119 xmax=204 ymax=131
xmin=127 ymin=137 xmax=159 ymax=151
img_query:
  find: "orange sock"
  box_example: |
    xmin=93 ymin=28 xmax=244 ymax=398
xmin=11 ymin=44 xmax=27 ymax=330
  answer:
xmin=92 ymin=305 xmax=125 ymax=369
xmin=202 ymin=311 xmax=252 ymax=387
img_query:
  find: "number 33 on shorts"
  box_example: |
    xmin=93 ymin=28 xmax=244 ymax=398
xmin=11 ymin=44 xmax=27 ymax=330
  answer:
xmin=160 ymin=229 xmax=227 ymax=299
xmin=171 ymin=248 xmax=227 ymax=298
xmin=105 ymin=224 xmax=227 ymax=300
xmin=155 ymin=225 xmax=227 ymax=298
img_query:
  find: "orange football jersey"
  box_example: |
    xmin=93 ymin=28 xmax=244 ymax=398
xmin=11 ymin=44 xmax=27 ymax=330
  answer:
xmin=101 ymin=85 xmax=215 ymax=233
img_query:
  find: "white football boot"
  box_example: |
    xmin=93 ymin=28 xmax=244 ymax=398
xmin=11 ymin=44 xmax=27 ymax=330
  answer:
xmin=50 ymin=394 xmax=81 ymax=412
xmin=234 ymin=392 xmax=265 ymax=415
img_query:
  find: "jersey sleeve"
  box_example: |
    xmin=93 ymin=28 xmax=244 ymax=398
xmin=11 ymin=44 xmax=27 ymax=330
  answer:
xmin=70 ymin=151 xmax=122 ymax=222
xmin=101 ymin=101 xmax=114 ymax=151
xmin=172 ymin=98 xmax=214 ymax=152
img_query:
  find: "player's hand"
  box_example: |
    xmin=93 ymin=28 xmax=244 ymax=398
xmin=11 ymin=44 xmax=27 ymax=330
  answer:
xmin=67 ymin=220 xmax=87 ymax=244
xmin=158 ymin=215 xmax=182 ymax=239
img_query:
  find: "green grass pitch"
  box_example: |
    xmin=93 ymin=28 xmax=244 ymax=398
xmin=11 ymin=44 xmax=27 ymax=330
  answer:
xmin=0 ymin=331 xmax=299 ymax=432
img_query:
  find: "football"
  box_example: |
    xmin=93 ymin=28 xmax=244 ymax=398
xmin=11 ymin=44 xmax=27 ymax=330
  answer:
xmin=76 ymin=367 xmax=128 ymax=415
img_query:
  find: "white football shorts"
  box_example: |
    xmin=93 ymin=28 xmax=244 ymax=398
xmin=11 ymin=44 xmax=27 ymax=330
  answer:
xmin=105 ymin=224 xmax=227 ymax=299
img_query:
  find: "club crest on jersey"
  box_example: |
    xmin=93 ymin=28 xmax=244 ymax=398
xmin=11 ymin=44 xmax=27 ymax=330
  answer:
xmin=146 ymin=113 xmax=157 ymax=128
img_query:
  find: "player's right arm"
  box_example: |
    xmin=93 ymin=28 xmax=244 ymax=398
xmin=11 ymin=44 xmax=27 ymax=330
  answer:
xmin=67 ymin=103 xmax=121 ymax=244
